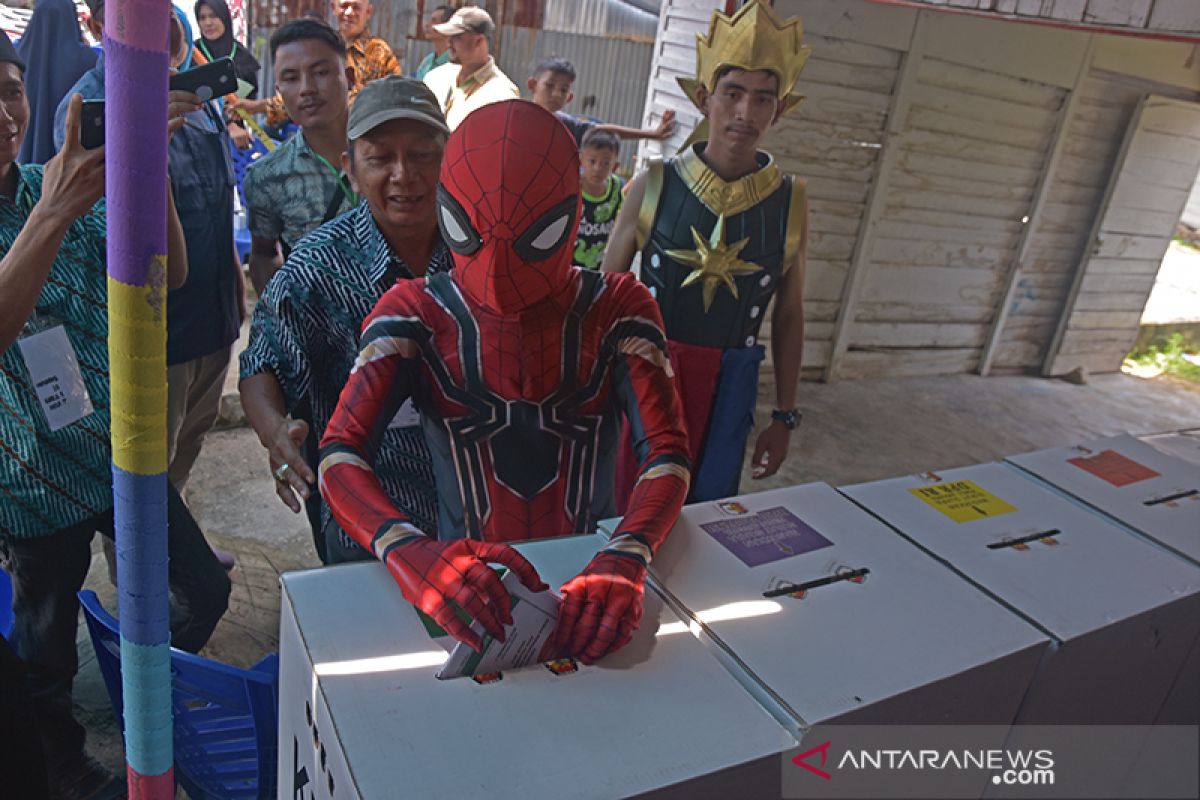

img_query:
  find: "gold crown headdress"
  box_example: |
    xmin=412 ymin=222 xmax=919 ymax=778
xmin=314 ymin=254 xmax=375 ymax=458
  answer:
xmin=677 ymin=0 xmax=812 ymax=117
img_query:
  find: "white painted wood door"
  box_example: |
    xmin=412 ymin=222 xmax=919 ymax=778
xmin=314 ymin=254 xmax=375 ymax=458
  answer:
xmin=1044 ymin=94 xmax=1200 ymax=376
xmin=836 ymin=54 xmax=1068 ymax=379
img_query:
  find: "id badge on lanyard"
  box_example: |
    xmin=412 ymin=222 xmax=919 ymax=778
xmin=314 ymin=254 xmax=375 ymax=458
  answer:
xmin=17 ymin=312 xmax=94 ymax=431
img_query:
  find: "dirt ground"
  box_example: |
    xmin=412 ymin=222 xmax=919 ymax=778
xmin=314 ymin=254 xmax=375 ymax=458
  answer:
xmin=74 ymin=369 xmax=1200 ymax=784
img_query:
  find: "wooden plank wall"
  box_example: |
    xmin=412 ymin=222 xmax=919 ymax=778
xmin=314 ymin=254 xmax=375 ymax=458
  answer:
xmin=758 ymin=33 xmax=903 ymax=377
xmin=637 ymin=0 xmax=905 ymax=379
xmin=1044 ymin=94 xmax=1200 ymax=375
xmin=883 ymin=0 xmax=1200 ymax=34
xmin=636 ymin=0 xmax=711 ymax=166
xmin=637 ymin=0 xmax=1200 ymax=381
xmin=996 ymin=70 xmax=1200 ymax=373
xmin=839 ymin=57 xmax=1067 ymax=378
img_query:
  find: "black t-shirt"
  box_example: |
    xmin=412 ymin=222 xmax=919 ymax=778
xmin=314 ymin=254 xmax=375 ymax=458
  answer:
xmin=555 ymin=111 xmax=594 ymax=146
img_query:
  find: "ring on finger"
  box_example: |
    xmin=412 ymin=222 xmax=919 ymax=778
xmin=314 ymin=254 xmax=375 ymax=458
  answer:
xmin=273 ymin=463 xmax=291 ymax=483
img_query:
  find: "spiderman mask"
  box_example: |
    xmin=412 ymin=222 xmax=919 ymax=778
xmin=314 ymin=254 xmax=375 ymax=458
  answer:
xmin=437 ymin=100 xmax=582 ymax=315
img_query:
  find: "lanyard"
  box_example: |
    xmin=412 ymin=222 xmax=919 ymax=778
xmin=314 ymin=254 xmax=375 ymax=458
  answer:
xmin=197 ymin=39 xmax=236 ymax=65
xmin=312 ymin=150 xmax=356 ymax=207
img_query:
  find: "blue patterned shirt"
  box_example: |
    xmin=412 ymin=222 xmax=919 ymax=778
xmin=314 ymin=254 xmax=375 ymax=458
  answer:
xmin=240 ymin=202 xmax=449 ymax=539
xmin=0 ymin=165 xmax=113 ymax=538
xmin=243 ymin=130 xmax=354 ymax=254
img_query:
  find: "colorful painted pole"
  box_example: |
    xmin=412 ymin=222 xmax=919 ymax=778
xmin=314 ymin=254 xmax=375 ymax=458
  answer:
xmin=105 ymin=0 xmax=174 ymax=796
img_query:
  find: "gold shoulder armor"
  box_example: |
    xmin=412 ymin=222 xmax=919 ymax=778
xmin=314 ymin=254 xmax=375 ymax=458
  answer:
xmin=783 ymin=175 xmax=807 ymax=275
xmin=636 ymin=157 xmax=666 ymax=252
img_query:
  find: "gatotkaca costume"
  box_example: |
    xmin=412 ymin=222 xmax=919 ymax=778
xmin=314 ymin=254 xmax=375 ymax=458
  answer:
xmin=319 ymin=100 xmax=691 ymax=662
xmin=618 ymin=0 xmax=810 ymax=505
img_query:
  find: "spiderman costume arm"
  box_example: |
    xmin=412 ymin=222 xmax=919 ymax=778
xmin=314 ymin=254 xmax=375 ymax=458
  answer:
xmin=548 ymin=274 xmax=691 ymax=663
xmin=320 ymin=283 xmax=546 ymax=651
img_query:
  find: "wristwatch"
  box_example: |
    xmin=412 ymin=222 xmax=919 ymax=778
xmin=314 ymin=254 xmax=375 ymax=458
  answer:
xmin=771 ymin=408 xmax=801 ymax=430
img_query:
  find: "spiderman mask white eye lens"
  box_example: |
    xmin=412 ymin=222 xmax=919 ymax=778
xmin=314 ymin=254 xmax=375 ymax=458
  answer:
xmin=437 ymin=185 xmax=483 ymax=256
xmin=514 ymin=196 xmax=577 ymax=262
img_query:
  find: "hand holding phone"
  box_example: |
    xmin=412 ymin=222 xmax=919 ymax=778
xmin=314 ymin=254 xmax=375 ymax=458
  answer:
xmin=44 ymin=95 xmax=105 ymax=223
xmin=169 ymin=57 xmax=237 ymax=102
xmin=80 ymin=99 xmax=104 ymax=150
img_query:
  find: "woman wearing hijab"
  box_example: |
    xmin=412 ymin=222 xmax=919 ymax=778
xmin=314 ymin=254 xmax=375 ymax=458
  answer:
xmin=194 ymin=0 xmax=260 ymax=98
xmin=16 ymin=0 xmax=97 ymax=164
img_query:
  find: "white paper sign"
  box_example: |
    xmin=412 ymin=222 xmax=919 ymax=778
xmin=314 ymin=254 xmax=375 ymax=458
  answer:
xmin=17 ymin=325 xmax=94 ymax=431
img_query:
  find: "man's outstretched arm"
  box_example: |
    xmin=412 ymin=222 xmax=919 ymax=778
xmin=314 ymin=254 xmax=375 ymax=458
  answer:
xmin=751 ymin=191 xmax=808 ymax=480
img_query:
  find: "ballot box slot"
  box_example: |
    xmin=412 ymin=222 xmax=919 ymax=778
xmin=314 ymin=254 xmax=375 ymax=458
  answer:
xmin=986 ymin=529 xmax=1061 ymax=550
xmin=840 ymin=490 xmax=1065 ymax=644
xmin=763 ymin=567 xmax=870 ymax=599
xmin=1143 ymin=489 xmax=1198 ymax=506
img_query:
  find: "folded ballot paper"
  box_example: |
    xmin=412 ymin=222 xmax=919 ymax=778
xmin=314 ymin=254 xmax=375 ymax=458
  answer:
xmin=431 ymin=570 xmax=562 ymax=680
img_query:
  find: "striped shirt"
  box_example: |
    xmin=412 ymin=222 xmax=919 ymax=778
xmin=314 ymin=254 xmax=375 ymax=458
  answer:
xmin=0 ymin=165 xmax=113 ymax=538
xmin=239 ymin=202 xmax=449 ymax=539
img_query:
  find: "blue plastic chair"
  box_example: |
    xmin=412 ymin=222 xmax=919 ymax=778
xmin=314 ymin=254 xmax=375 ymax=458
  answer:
xmin=0 ymin=568 xmax=12 ymax=639
xmin=277 ymin=121 xmax=301 ymax=142
xmin=229 ymin=135 xmax=274 ymax=210
xmin=229 ymin=133 xmax=274 ymax=263
xmin=78 ymin=590 xmax=279 ymax=800
xmin=234 ymin=216 xmax=252 ymax=263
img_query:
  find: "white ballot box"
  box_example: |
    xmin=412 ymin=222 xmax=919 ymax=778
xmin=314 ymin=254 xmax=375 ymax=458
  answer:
xmin=278 ymin=533 xmax=796 ymax=800
xmin=840 ymin=462 xmax=1200 ymax=726
xmin=1138 ymin=430 xmax=1200 ymax=725
xmin=642 ymin=483 xmax=1049 ymax=734
xmin=1006 ymin=433 xmax=1200 ymax=565
xmin=1143 ymin=429 xmax=1200 ymax=467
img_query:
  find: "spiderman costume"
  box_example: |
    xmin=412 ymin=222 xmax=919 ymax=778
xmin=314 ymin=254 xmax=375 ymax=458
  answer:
xmin=319 ymin=100 xmax=690 ymax=663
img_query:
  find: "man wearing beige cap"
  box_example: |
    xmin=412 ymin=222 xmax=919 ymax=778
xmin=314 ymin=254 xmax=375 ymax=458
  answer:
xmin=422 ymin=5 xmax=518 ymax=130
xmin=241 ymin=75 xmax=450 ymax=564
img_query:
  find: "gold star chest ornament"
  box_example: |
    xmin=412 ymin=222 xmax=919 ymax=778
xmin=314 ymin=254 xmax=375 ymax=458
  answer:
xmin=666 ymin=214 xmax=762 ymax=312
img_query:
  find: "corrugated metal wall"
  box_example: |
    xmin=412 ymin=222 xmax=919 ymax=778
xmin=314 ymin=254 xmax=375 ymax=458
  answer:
xmin=542 ymin=0 xmax=658 ymax=38
xmin=496 ymin=27 xmax=654 ymax=166
xmin=250 ymin=0 xmax=657 ymax=166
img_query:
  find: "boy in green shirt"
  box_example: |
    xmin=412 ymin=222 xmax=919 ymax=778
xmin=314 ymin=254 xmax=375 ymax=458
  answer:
xmin=573 ymin=128 xmax=623 ymax=270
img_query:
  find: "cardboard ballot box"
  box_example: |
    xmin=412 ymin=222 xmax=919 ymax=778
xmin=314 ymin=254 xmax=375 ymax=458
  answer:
xmin=1142 ymin=429 xmax=1200 ymax=467
xmin=278 ymin=533 xmax=796 ymax=800
xmin=1006 ymin=433 xmax=1200 ymax=565
xmin=840 ymin=462 xmax=1200 ymax=726
xmin=642 ymin=483 xmax=1049 ymax=735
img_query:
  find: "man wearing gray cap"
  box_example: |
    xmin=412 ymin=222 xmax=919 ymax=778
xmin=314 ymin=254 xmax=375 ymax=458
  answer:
xmin=240 ymin=76 xmax=449 ymax=563
xmin=422 ymin=5 xmax=518 ymax=130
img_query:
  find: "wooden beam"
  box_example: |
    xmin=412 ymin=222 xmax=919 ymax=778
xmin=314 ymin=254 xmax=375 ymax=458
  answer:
xmin=978 ymin=36 xmax=1095 ymax=375
xmin=823 ymin=11 xmax=928 ymax=381
xmin=1040 ymin=92 xmax=1149 ymax=375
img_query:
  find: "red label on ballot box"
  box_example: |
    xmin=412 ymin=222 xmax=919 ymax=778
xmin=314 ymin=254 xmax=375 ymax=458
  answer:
xmin=1067 ymin=449 xmax=1160 ymax=487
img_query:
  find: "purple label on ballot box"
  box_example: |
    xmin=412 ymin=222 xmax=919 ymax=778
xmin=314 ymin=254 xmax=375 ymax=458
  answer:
xmin=700 ymin=506 xmax=833 ymax=567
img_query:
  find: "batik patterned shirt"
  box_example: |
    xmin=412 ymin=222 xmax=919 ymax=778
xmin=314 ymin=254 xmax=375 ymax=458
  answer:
xmin=0 ymin=166 xmax=113 ymax=538
xmin=243 ymin=130 xmax=354 ymax=254
xmin=240 ymin=202 xmax=449 ymax=539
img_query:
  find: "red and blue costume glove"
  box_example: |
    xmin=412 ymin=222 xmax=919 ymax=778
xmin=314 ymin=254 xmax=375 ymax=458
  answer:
xmin=545 ymin=551 xmax=648 ymax=665
xmin=381 ymin=531 xmax=548 ymax=653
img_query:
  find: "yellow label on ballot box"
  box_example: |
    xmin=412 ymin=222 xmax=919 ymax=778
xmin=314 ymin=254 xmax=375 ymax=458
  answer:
xmin=909 ymin=479 xmax=1018 ymax=523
